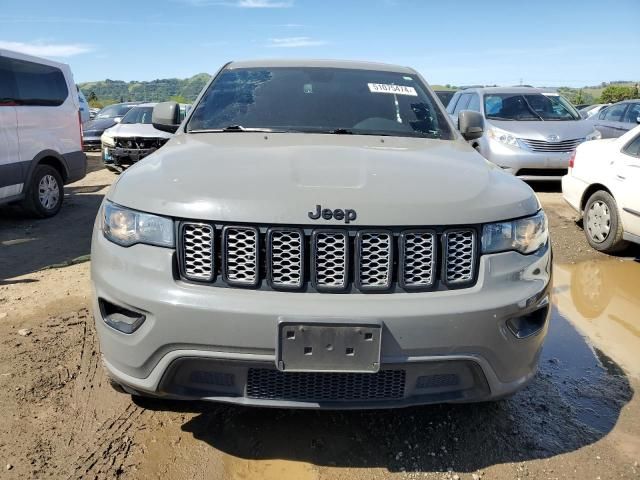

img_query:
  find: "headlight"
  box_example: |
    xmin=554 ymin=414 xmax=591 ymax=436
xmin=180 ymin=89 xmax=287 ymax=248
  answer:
xmin=585 ymin=130 xmax=601 ymax=141
xmin=488 ymin=127 xmax=520 ymax=148
xmin=102 ymin=201 xmax=174 ymax=248
xmin=482 ymin=210 xmax=548 ymax=254
xmin=101 ymin=133 xmax=115 ymax=147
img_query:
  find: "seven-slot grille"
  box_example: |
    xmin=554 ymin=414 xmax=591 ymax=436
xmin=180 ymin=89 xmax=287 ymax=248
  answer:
xmin=519 ymin=137 xmax=583 ymax=152
xmin=179 ymin=223 xmax=478 ymax=292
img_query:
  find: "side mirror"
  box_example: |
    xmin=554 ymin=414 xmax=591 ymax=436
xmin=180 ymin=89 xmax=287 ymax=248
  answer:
xmin=152 ymin=101 xmax=181 ymax=134
xmin=458 ymin=110 xmax=484 ymax=141
xmin=636 ymin=116 xmax=640 ymax=124
xmin=113 ymin=117 xmax=122 ymax=124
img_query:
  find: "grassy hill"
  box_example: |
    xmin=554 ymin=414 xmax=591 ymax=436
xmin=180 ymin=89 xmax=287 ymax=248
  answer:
xmin=79 ymin=73 xmax=211 ymax=106
xmin=80 ymin=76 xmax=637 ymax=108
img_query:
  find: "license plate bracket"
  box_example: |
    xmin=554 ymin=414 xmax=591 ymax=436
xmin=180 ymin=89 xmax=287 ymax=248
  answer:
xmin=276 ymin=322 xmax=382 ymax=373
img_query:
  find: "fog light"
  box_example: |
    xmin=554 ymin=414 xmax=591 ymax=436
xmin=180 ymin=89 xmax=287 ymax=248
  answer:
xmin=99 ymin=298 xmax=146 ymax=334
xmin=506 ymin=304 xmax=549 ymax=339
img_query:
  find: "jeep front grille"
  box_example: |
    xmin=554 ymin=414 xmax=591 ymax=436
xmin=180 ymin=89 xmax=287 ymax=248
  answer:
xmin=399 ymin=230 xmax=436 ymax=290
xmin=268 ymin=229 xmax=304 ymax=289
xmin=180 ymin=223 xmax=214 ymax=281
xmin=178 ymin=223 xmax=479 ymax=293
xmin=313 ymin=231 xmax=349 ymax=291
xmin=222 ymin=227 xmax=259 ymax=286
xmin=356 ymin=231 xmax=393 ymax=290
xmin=444 ymin=230 xmax=476 ymax=285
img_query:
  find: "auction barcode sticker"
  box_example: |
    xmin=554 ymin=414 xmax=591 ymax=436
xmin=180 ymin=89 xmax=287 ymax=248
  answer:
xmin=368 ymin=83 xmax=417 ymax=96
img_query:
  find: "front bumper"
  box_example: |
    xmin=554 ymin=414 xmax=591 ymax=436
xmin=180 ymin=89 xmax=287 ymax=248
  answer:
xmin=83 ymin=135 xmax=102 ymax=149
xmin=102 ymin=144 xmax=158 ymax=166
xmin=561 ymin=173 xmax=587 ymax=213
xmin=91 ymin=226 xmax=552 ymax=408
xmin=482 ymin=139 xmax=573 ymax=181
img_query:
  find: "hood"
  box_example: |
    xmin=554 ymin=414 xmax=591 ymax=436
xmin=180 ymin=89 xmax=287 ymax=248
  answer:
xmin=104 ymin=123 xmax=173 ymax=139
xmin=109 ymin=133 xmax=539 ymax=226
xmin=84 ymin=118 xmax=117 ymax=133
xmin=488 ymin=119 xmax=596 ymax=141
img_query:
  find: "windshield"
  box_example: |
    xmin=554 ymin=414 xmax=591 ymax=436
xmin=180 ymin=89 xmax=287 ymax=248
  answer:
xmin=121 ymin=106 xmax=153 ymax=124
xmin=484 ymin=93 xmax=580 ymax=121
xmin=187 ymin=67 xmax=453 ymax=139
xmin=96 ymin=104 xmax=135 ymax=119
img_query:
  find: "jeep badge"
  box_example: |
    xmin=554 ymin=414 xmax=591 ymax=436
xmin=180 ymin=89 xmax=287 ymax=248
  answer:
xmin=308 ymin=205 xmax=357 ymax=224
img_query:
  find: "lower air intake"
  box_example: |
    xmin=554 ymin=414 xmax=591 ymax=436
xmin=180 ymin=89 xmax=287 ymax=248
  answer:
xmin=246 ymin=368 xmax=406 ymax=402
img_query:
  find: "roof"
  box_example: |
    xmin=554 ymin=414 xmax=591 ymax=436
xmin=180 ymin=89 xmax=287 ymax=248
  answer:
xmin=227 ymin=59 xmax=416 ymax=74
xmin=0 ymin=48 xmax=68 ymax=69
xmin=131 ymin=103 xmax=158 ymax=108
xmin=461 ymin=86 xmax=558 ymax=95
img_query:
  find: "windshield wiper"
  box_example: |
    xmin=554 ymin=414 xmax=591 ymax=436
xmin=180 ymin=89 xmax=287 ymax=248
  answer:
xmin=329 ymin=128 xmax=354 ymax=134
xmin=521 ymin=96 xmax=544 ymax=121
xmin=189 ymin=125 xmax=287 ymax=133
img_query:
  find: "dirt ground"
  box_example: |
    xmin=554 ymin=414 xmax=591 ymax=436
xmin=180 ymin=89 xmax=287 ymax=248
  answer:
xmin=0 ymin=153 xmax=639 ymax=479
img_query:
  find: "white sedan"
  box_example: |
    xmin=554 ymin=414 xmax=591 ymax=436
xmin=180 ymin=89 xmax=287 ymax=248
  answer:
xmin=562 ymin=124 xmax=640 ymax=253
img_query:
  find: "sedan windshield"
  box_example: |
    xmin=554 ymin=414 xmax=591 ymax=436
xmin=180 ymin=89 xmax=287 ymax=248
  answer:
xmin=121 ymin=106 xmax=153 ymax=124
xmin=484 ymin=93 xmax=580 ymax=121
xmin=187 ymin=67 xmax=454 ymax=139
xmin=96 ymin=104 xmax=134 ymax=119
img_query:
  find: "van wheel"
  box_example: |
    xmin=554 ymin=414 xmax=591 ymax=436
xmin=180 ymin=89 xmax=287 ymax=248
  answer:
xmin=22 ymin=165 xmax=64 ymax=218
xmin=583 ymin=190 xmax=627 ymax=253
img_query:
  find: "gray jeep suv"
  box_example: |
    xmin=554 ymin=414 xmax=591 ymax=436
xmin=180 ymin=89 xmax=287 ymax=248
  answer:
xmin=91 ymin=60 xmax=551 ymax=408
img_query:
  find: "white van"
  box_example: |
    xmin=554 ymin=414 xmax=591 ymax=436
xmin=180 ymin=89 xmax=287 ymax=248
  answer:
xmin=0 ymin=49 xmax=86 ymax=217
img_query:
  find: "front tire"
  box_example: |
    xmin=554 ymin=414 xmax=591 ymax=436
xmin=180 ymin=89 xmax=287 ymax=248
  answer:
xmin=21 ymin=165 xmax=64 ymax=218
xmin=583 ymin=190 xmax=628 ymax=253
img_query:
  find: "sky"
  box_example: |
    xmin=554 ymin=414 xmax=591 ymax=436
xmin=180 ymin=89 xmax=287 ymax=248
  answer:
xmin=0 ymin=0 xmax=638 ymax=87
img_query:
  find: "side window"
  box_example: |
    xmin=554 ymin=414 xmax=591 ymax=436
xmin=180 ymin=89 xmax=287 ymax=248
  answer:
xmin=0 ymin=57 xmax=17 ymax=104
xmin=603 ymin=103 xmax=627 ymax=122
xmin=10 ymin=58 xmax=68 ymax=106
xmin=622 ymin=103 xmax=640 ymax=124
xmin=623 ymin=134 xmax=640 ymax=158
xmin=446 ymin=93 xmax=460 ymax=114
xmin=598 ymin=108 xmax=608 ymax=120
xmin=467 ymin=94 xmax=480 ymax=112
xmin=453 ymin=94 xmax=471 ymax=115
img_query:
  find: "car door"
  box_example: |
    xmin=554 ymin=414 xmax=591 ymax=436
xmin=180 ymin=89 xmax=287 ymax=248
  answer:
xmin=0 ymin=56 xmax=22 ymax=202
xmin=595 ymin=103 xmax=629 ymax=138
xmin=621 ymin=102 xmax=640 ymax=134
xmin=616 ymin=131 xmax=640 ymax=237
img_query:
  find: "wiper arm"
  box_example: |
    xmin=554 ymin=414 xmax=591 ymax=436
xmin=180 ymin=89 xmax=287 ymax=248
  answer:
xmin=521 ymin=96 xmax=544 ymax=121
xmin=329 ymin=128 xmax=354 ymax=134
xmin=189 ymin=125 xmax=287 ymax=133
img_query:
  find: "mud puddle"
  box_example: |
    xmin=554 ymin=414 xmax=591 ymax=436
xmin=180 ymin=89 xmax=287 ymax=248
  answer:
xmin=548 ymin=258 xmax=639 ymax=433
xmin=553 ymin=259 xmax=640 ymax=378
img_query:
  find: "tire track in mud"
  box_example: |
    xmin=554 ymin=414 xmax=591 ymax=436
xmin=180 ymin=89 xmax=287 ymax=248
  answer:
xmin=0 ymin=306 xmax=148 ymax=479
xmin=60 ymin=309 xmax=149 ymax=479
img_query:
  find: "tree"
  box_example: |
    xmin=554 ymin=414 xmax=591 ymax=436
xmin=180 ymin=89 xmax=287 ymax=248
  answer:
xmin=600 ymin=85 xmax=636 ymax=103
xmin=88 ymin=91 xmax=98 ymax=102
xmin=170 ymin=95 xmax=189 ymax=103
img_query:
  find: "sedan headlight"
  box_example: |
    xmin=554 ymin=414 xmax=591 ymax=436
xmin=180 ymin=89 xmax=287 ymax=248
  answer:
xmin=102 ymin=201 xmax=174 ymax=248
xmin=488 ymin=127 xmax=521 ymax=148
xmin=585 ymin=130 xmax=601 ymax=141
xmin=482 ymin=210 xmax=548 ymax=254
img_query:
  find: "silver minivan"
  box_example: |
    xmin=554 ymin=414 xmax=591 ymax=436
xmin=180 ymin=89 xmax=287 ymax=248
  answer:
xmin=447 ymin=87 xmax=601 ymax=181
